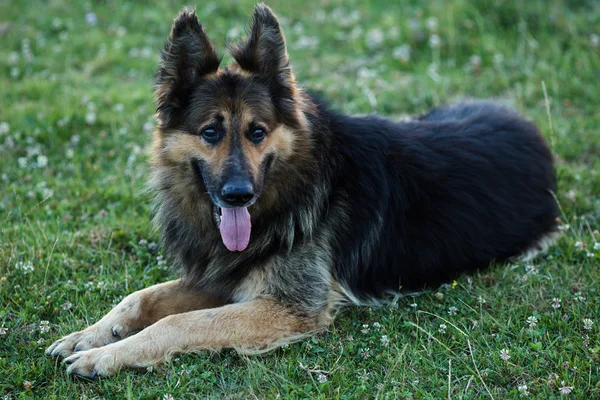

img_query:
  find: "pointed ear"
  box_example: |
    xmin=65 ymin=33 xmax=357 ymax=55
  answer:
xmin=155 ymin=9 xmax=221 ymax=125
xmin=229 ymin=3 xmax=295 ymax=91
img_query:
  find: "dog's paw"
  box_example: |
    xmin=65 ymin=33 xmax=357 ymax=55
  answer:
xmin=46 ymin=323 xmax=126 ymax=359
xmin=63 ymin=345 xmax=124 ymax=378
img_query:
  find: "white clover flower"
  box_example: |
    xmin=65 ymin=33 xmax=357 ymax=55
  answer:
xmin=448 ymin=306 xmax=458 ymax=316
xmin=428 ymin=34 xmax=441 ymax=49
xmin=426 ymin=17 xmax=438 ymax=32
xmin=551 ymin=298 xmax=561 ymax=309
xmin=317 ymin=373 xmax=327 ymax=383
xmin=85 ymin=112 xmax=97 ymax=125
xmin=39 ymin=320 xmax=50 ymax=333
xmin=393 ymin=44 xmax=411 ymax=63
xmin=85 ymin=12 xmax=98 ymax=26
xmin=583 ymin=318 xmax=593 ymax=331
xmin=380 ymin=335 xmax=390 ymax=347
xmin=526 ymin=316 xmax=538 ymax=328
xmin=438 ymin=323 xmax=447 ymax=334
xmin=500 ymin=348 xmax=510 ymax=361
xmin=518 ymin=384 xmax=529 ymax=396
xmin=559 ymin=381 xmax=573 ymax=395
xmin=37 ymin=155 xmax=48 ymax=168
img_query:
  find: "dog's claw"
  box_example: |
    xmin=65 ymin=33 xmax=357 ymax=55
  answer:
xmin=112 ymin=325 xmax=123 ymax=338
xmin=90 ymin=370 xmax=98 ymax=378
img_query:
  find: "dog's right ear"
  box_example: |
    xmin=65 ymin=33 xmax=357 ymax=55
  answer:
xmin=154 ymin=9 xmax=221 ymax=126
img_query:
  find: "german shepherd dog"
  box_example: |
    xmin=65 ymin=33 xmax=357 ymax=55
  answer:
xmin=47 ymin=4 xmax=559 ymax=377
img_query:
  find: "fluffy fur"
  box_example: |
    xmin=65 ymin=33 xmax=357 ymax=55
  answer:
xmin=46 ymin=4 xmax=558 ymax=377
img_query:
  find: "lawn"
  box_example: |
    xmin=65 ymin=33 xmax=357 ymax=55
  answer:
xmin=1 ymin=0 xmax=599 ymax=398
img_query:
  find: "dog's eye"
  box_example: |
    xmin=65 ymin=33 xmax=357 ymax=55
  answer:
xmin=249 ymin=127 xmax=266 ymax=143
xmin=201 ymin=127 xmax=220 ymax=142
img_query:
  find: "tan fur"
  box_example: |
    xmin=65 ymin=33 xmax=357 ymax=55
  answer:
xmin=58 ymin=297 xmax=328 ymax=377
xmin=45 ymin=280 xmax=223 ymax=358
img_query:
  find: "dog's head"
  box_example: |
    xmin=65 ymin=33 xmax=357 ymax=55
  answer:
xmin=151 ymin=4 xmax=308 ymax=252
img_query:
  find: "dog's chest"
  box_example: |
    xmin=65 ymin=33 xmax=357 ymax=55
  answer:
xmin=230 ymin=267 xmax=269 ymax=303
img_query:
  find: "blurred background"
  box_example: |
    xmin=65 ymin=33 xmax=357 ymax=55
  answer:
xmin=1 ymin=0 xmax=599 ymax=398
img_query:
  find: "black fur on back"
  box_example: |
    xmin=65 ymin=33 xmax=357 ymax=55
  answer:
xmin=318 ymin=100 xmax=558 ymax=299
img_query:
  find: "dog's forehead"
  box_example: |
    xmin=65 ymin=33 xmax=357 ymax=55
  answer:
xmin=191 ymin=70 xmax=278 ymax=125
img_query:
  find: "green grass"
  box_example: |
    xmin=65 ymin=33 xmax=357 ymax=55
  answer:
xmin=1 ymin=0 xmax=599 ymax=398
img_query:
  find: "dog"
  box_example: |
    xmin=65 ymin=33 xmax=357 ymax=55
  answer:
xmin=46 ymin=4 xmax=559 ymax=377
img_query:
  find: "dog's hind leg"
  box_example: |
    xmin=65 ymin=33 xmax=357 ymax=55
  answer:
xmin=62 ymin=296 xmax=327 ymax=377
xmin=46 ymin=279 xmax=223 ymax=359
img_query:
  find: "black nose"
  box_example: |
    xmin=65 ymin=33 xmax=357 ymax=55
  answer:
xmin=221 ymin=182 xmax=254 ymax=206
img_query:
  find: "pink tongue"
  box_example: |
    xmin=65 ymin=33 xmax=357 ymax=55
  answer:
xmin=219 ymin=207 xmax=251 ymax=251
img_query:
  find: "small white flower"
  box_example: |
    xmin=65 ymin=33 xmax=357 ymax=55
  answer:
xmin=372 ymin=322 xmax=381 ymax=328
xmin=551 ymin=298 xmax=561 ymax=309
xmin=66 ymin=148 xmax=74 ymax=159
xmin=586 ymin=252 xmax=595 ymax=258
xmin=478 ymin=295 xmax=486 ymax=304
xmin=85 ymin=112 xmax=96 ymax=125
xmin=15 ymin=261 xmax=34 ymax=274
xmin=426 ymin=17 xmax=438 ymax=32
xmin=526 ymin=316 xmax=538 ymax=328
xmin=410 ymin=303 xmax=418 ymax=308
xmin=37 ymin=155 xmax=48 ymax=168
xmin=0 ymin=327 xmax=6 ymax=335
xmin=428 ymin=34 xmax=441 ymax=49
xmin=559 ymin=381 xmax=573 ymax=395
xmin=360 ymin=347 xmax=371 ymax=359
xmin=361 ymin=323 xmax=369 ymax=334
xmin=317 ymin=373 xmax=327 ymax=383
xmin=365 ymin=28 xmax=384 ymax=49
xmin=590 ymin=34 xmax=599 ymax=47
xmin=39 ymin=320 xmax=50 ymax=333
xmin=163 ymin=395 xmax=174 ymax=400
xmin=518 ymin=384 xmax=529 ymax=396
xmin=393 ymin=44 xmax=411 ymax=62
xmin=61 ymin=301 xmax=73 ymax=311
xmin=594 ymin=242 xmax=600 ymax=250
xmin=438 ymin=323 xmax=447 ymax=334
xmin=500 ymin=348 xmax=510 ymax=361
xmin=583 ymin=318 xmax=593 ymax=331
xmin=493 ymin=53 xmax=504 ymax=65
xmin=448 ymin=306 xmax=458 ymax=316
xmin=85 ymin=12 xmax=98 ymax=26
xmin=18 ymin=157 xmax=28 ymax=168
xmin=574 ymin=241 xmax=584 ymax=249
xmin=470 ymin=55 xmax=481 ymax=68
xmin=380 ymin=335 xmax=390 ymax=347
xmin=0 ymin=122 xmax=9 ymax=134
xmin=143 ymin=121 xmax=153 ymax=133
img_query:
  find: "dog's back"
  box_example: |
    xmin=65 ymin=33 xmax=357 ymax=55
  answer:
xmin=317 ymin=99 xmax=558 ymax=302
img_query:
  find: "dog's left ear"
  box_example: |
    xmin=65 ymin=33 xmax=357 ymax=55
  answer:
xmin=230 ymin=3 xmax=295 ymax=95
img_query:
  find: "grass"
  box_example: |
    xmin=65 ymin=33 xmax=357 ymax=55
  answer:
xmin=1 ymin=0 xmax=599 ymax=398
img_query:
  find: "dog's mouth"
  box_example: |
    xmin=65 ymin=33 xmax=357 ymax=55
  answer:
xmin=213 ymin=205 xmax=252 ymax=252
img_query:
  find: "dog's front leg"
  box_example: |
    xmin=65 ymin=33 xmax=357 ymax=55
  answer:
xmin=62 ymin=296 xmax=325 ymax=377
xmin=46 ymin=279 xmax=223 ymax=359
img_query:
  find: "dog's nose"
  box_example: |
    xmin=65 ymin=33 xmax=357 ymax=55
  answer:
xmin=221 ymin=182 xmax=254 ymax=206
